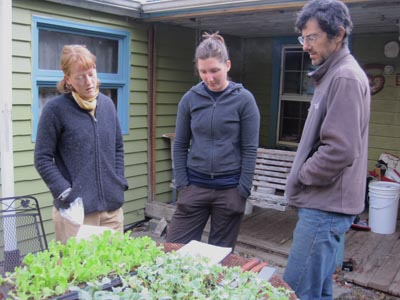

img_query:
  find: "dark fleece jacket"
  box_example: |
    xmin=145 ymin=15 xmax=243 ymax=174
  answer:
xmin=34 ymin=92 xmax=128 ymax=214
xmin=173 ymin=81 xmax=260 ymax=198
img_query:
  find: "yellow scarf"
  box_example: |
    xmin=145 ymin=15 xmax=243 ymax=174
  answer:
xmin=72 ymin=88 xmax=99 ymax=116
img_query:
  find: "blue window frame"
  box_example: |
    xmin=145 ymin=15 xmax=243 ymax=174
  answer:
xmin=31 ymin=16 xmax=130 ymax=141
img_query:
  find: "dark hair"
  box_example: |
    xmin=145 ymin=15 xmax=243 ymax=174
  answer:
xmin=194 ymin=32 xmax=229 ymax=66
xmin=295 ymin=0 xmax=353 ymax=43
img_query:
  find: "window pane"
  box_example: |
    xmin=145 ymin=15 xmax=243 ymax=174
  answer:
xmin=283 ymin=48 xmax=303 ymax=95
xmin=39 ymin=87 xmax=59 ymax=114
xmin=39 ymin=29 xmax=118 ymax=73
xmin=279 ymin=100 xmax=310 ymax=143
xmin=284 ymin=51 xmax=302 ymax=71
xmin=282 ymin=47 xmax=316 ymax=96
xmin=39 ymin=87 xmax=118 ymax=112
xmin=283 ymin=71 xmax=301 ymax=94
xmin=100 ymin=88 xmax=118 ymax=108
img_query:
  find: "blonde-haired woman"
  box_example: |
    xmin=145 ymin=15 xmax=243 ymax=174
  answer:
xmin=35 ymin=45 xmax=128 ymax=243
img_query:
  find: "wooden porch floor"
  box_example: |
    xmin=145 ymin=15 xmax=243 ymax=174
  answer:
xmin=236 ymin=206 xmax=400 ymax=297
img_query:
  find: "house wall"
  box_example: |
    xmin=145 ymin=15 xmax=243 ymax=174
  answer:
xmin=10 ymin=0 xmax=150 ymax=239
xmin=352 ymin=32 xmax=400 ymax=169
xmin=242 ymin=37 xmax=274 ymax=147
xmin=154 ymin=24 xmax=198 ymax=203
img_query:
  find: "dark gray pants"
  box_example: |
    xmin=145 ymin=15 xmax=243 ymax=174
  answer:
xmin=166 ymin=185 xmax=246 ymax=248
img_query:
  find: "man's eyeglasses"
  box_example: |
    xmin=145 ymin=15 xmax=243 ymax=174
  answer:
xmin=298 ymin=34 xmax=320 ymax=46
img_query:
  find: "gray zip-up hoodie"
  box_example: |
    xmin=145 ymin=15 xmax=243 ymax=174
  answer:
xmin=285 ymin=47 xmax=370 ymax=215
xmin=173 ymin=82 xmax=260 ymax=198
xmin=34 ymin=92 xmax=128 ymax=213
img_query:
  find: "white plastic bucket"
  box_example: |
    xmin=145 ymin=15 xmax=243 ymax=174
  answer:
xmin=368 ymin=181 xmax=400 ymax=234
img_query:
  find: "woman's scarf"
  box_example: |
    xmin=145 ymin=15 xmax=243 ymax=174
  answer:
xmin=72 ymin=88 xmax=99 ymax=116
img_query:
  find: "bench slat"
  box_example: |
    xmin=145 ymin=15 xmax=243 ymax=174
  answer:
xmin=256 ymin=159 xmax=293 ymax=168
xmin=249 ymin=148 xmax=296 ymax=211
xmin=254 ymin=169 xmax=289 ymax=179
xmin=253 ymin=175 xmax=287 ymax=186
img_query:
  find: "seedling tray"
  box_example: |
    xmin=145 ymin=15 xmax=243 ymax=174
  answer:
xmin=53 ymin=271 xmax=137 ymax=300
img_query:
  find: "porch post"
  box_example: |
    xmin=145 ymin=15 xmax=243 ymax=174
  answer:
xmin=147 ymin=24 xmax=157 ymax=203
xmin=0 ymin=0 xmax=19 ymax=272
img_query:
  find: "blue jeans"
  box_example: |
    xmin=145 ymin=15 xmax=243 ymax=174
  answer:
xmin=283 ymin=208 xmax=354 ymax=300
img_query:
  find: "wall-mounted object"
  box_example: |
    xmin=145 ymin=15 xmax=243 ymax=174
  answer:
xmin=364 ymin=64 xmax=385 ymax=95
xmin=384 ymin=65 xmax=395 ymax=75
xmin=384 ymin=41 xmax=399 ymax=58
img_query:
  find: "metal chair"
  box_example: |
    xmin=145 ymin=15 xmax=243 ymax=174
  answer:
xmin=0 ymin=195 xmax=48 ymax=274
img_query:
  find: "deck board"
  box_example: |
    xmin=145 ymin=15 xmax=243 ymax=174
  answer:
xmin=352 ymin=233 xmax=398 ymax=287
xmin=369 ymin=237 xmax=400 ymax=295
xmin=343 ymin=232 xmax=384 ymax=282
xmin=389 ymin=260 xmax=400 ymax=296
xmin=236 ymin=207 xmax=400 ymax=297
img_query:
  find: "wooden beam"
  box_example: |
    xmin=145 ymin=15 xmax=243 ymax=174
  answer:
xmin=145 ymin=201 xmax=176 ymax=222
xmin=147 ymin=24 xmax=157 ymax=203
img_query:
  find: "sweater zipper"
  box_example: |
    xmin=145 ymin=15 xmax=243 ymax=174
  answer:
xmin=210 ymin=98 xmax=217 ymax=179
xmin=92 ymin=115 xmax=105 ymax=205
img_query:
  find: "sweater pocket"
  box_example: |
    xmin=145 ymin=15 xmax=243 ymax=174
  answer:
xmin=104 ymin=172 xmax=127 ymax=209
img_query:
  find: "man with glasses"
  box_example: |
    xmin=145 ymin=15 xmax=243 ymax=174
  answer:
xmin=283 ymin=1 xmax=370 ymax=299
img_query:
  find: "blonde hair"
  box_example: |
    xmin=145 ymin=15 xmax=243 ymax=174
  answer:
xmin=194 ymin=32 xmax=229 ymax=66
xmin=57 ymin=45 xmax=100 ymax=94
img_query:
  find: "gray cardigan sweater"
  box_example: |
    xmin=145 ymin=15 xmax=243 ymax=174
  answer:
xmin=173 ymin=82 xmax=260 ymax=198
xmin=34 ymin=92 xmax=128 ymax=213
xmin=285 ymin=47 xmax=370 ymax=215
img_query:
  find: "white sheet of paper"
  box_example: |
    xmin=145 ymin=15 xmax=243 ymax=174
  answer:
xmin=75 ymin=225 xmax=116 ymax=241
xmin=176 ymin=240 xmax=232 ymax=265
xmin=257 ymin=266 xmax=276 ymax=281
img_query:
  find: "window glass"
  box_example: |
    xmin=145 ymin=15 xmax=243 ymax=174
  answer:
xmin=32 ymin=16 xmax=130 ymax=140
xmin=279 ymin=100 xmax=310 ymax=143
xmin=38 ymin=30 xmax=118 ymax=73
xmin=277 ymin=46 xmax=314 ymax=145
xmin=282 ymin=47 xmax=313 ymax=95
xmin=38 ymin=87 xmax=58 ymax=115
xmin=38 ymin=86 xmax=118 ymax=112
xmin=100 ymin=88 xmax=118 ymax=108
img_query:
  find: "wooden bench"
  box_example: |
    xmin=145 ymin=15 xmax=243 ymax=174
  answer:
xmin=247 ymin=148 xmax=296 ymax=211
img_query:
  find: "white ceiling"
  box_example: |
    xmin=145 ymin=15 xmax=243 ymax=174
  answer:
xmin=142 ymin=0 xmax=400 ymax=38
xmin=43 ymin=0 xmax=400 ymax=38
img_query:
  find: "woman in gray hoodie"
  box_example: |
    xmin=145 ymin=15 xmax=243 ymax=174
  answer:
xmin=166 ymin=32 xmax=260 ymax=248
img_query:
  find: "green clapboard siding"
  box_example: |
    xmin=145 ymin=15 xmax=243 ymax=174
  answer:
xmin=9 ymin=0 xmax=150 ymax=240
xmin=154 ymin=25 xmax=197 ymax=203
xmin=242 ymin=37 xmax=274 ymax=147
xmin=352 ymin=32 xmax=400 ymax=169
